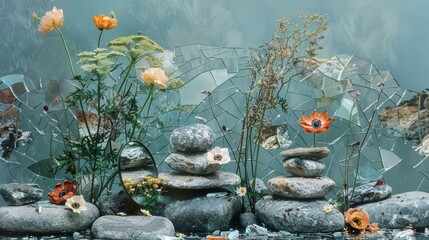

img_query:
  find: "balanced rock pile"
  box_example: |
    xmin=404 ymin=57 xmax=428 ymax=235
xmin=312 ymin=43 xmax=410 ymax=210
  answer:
xmin=160 ymin=124 xmax=242 ymax=233
xmin=256 ymin=147 xmax=344 ymax=233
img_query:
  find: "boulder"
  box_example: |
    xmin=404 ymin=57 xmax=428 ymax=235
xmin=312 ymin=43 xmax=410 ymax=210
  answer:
xmin=267 ymin=177 xmax=335 ymax=198
xmin=170 ymin=124 xmax=215 ymax=152
xmin=281 ymin=147 xmax=330 ymax=160
xmin=164 ymin=195 xmax=241 ymax=233
xmin=0 ymin=182 xmax=43 ymax=206
xmin=165 ymin=152 xmax=220 ymax=175
xmin=350 ymin=182 xmax=392 ymax=205
xmin=98 ymin=191 xmax=141 ymax=216
xmin=256 ymin=198 xmax=344 ymax=233
xmin=159 ymin=171 xmax=240 ymax=189
xmin=0 ymin=203 xmax=99 ymax=234
xmin=239 ymin=212 xmax=260 ymax=228
xmin=120 ymin=144 xmax=154 ymax=170
xmin=359 ymin=191 xmax=429 ymax=229
xmin=92 ymin=215 xmax=175 ymax=240
xmin=283 ymin=158 xmax=326 ymax=177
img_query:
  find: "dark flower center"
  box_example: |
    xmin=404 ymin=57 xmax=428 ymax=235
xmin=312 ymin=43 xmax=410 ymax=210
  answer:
xmin=71 ymin=202 xmax=80 ymax=209
xmin=59 ymin=189 xmax=70 ymax=198
xmin=213 ymin=154 xmax=223 ymax=161
xmin=352 ymin=217 xmax=361 ymax=226
xmin=311 ymin=119 xmax=322 ymax=129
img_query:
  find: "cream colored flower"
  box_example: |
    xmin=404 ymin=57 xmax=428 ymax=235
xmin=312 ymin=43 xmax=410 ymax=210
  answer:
xmin=236 ymin=187 xmax=247 ymax=197
xmin=324 ymin=205 xmax=333 ymax=213
xmin=38 ymin=7 xmax=64 ymax=34
xmin=65 ymin=195 xmax=87 ymax=213
xmin=141 ymin=209 xmax=152 ymax=216
xmin=140 ymin=68 xmax=168 ymax=89
xmin=207 ymin=146 xmax=231 ymax=165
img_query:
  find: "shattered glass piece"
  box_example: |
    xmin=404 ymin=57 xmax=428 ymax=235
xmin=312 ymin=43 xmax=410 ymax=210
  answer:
xmin=356 ymin=164 xmax=383 ymax=186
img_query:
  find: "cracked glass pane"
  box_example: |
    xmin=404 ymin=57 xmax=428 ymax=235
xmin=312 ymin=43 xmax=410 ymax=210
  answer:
xmin=1 ymin=43 xmax=428 ymax=205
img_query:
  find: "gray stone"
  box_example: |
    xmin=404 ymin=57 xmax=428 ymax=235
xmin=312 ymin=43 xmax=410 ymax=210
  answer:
xmin=170 ymin=124 xmax=215 ymax=152
xmin=98 ymin=191 xmax=142 ymax=216
xmin=350 ymin=182 xmax=392 ymax=204
xmin=120 ymin=169 xmax=155 ymax=182
xmin=251 ymin=178 xmax=269 ymax=194
xmin=267 ymin=177 xmax=335 ymax=198
xmin=0 ymin=202 xmax=99 ymax=234
xmin=256 ymin=198 xmax=344 ymax=233
xmin=283 ymin=158 xmax=326 ymax=177
xmin=240 ymin=212 xmax=260 ymax=227
xmin=160 ymin=171 xmax=241 ymax=189
xmin=164 ymin=195 xmax=241 ymax=233
xmin=92 ymin=215 xmax=175 ymax=240
xmin=359 ymin=191 xmax=429 ymax=229
xmin=165 ymin=152 xmax=221 ymax=175
xmin=281 ymin=147 xmax=330 ymax=160
xmin=0 ymin=182 xmax=43 ymax=206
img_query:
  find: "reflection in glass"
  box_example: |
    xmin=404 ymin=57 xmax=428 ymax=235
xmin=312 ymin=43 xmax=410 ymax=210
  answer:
xmin=119 ymin=141 xmax=164 ymax=214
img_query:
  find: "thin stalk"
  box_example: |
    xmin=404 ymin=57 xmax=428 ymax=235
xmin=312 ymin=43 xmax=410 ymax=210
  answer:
xmin=97 ymin=30 xmax=104 ymax=48
xmin=350 ymin=89 xmax=382 ymax=201
xmin=313 ymin=132 xmax=316 ymax=147
xmin=55 ymin=28 xmax=75 ymax=78
xmin=132 ymin=85 xmax=154 ymax=140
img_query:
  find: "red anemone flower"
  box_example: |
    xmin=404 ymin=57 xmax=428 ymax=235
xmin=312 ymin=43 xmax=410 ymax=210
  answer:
xmin=48 ymin=180 xmax=78 ymax=205
xmin=299 ymin=110 xmax=333 ymax=134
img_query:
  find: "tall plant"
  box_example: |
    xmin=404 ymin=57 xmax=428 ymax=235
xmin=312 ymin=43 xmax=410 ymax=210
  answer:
xmin=236 ymin=13 xmax=329 ymax=212
xmin=34 ymin=7 xmax=170 ymax=204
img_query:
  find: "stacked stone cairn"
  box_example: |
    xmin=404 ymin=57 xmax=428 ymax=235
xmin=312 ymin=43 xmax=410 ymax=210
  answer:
xmin=255 ymin=147 xmax=345 ymax=233
xmin=160 ymin=123 xmax=242 ymax=234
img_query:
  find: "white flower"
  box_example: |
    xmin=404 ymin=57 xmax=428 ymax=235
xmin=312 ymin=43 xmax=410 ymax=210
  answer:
xmin=207 ymin=146 xmax=231 ymax=165
xmin=65 ymin=195 xmax=87 ymax=213
xmin=236 ymin=187 xmax=247 ymax=197
xmin=141 ymin=209 xmax=152 ymax=216
xmin=324 ymin=205 xmax=333 ymax=213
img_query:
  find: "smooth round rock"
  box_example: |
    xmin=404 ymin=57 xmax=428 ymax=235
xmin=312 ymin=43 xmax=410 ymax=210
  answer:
xmin=165 ymin=152 xmax=221 ymax=175
xmin=0 ymin=183 xmax=43 ymax=206
xmin=92 ymin=215 xmax=175 ymax=240
xmin=283 ymin=158 xmax=326 ymax=177
xmin=170 ymin=124 xmax=215 ymax=152
xmin=159 ymin=171 xmax=240 ymax=189
xmin=359 ymin=191 xmax=429 ymax=229
xmin=281 ymin=147 xmax=330 ymax=160
xmin=239 ymin=212 xmax=260 ymax=228
xmin=164 ymin=195 xmax=241 ymax=233
xmin=256 ymin=198 xmax=344 ymax=233
xmin=0 ymin=203 xmax=99 ymax=234
xmin=350 ymin=182 xmax=392 ymax=205
xmin=120 ymin=144 xmax=154 ymax=170
xmin=267 ymin=177 xmax=335 ymax=198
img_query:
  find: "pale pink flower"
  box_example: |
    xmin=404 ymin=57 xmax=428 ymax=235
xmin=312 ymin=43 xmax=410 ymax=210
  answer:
xmin=140 ymin=68 xmax=169 ymax=90
xmin=38 ymin=7 xmax=64 ymax=34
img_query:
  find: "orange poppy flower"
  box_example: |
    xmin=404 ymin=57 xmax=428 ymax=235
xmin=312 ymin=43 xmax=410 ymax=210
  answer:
xmin=92 ymin=14 xmax=118 ymax=30
xmin=344 ymin=208 xmax=370 ymax=233
xmin=299 ymin=110 xmax=333 ymax=134
xmin=48 ymin=180 xmax=78 ymax=205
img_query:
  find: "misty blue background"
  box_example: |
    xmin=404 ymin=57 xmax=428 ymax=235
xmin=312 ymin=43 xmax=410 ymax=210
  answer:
xmin=0 ymin=0 xmax=428 ymax=91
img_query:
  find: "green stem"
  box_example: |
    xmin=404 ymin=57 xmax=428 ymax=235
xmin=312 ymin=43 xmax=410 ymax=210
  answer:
xmin=313 ymin=132 xmax=316 ymax=147
xmin=55 ymin=28 xmax=75 ymax=78
xmin=137 ymin=85 xmax=155 ymax=140
xmin=97 ymin=30 xmax=104 ymax=48
xmin=117 ymin=63 xmax=134 ymax=94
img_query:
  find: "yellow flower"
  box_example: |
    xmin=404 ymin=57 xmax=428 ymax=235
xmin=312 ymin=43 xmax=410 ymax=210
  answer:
xmin=176 ymin=233 xmax=185 ymax=239
xmin=324 ymin=205 xmax=333 ymax=213
xmin=140 ymin=68 xmax=169 ymax=90
xmin=38 ymin=7 xmax=64 ymax=34
xmin=65 ymin=195 xmax=87 ymax=213
xmin=236 ymin=187 xmax=247 ymax=197
xmin=141 ymin=209 xmax=152 ymax=216
xmin=93 ymin=13 xmax=118 ymax=30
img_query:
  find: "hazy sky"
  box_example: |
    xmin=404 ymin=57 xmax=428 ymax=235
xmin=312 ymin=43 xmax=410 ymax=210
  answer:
xmin=1 ymin=0 xmax=428 ymax=91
